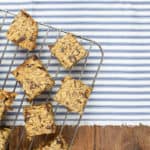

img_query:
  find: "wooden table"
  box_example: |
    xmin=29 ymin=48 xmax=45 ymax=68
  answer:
xmin=8 ymin=125 xmax=150 ymax=150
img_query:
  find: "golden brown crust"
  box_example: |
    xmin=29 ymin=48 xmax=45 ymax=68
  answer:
xmin=36 ymin=135 xmax=68 ymax=150
xmin=0 ymin=90 xmax=16 ymax=120
xmin=0 ymin=128 xmax=11 ymax=150
xmin=7 ymin=10 xmax=38 ymax=51
xmin=49 ymin=33 xmax=88 ymax=69
xmin=23 ymin=103 xmax=56 ymax=137
xmin=54 ymin=75 xmax=92 ymax=114
xmin=12 ymin=55 xmax=55 ymax=101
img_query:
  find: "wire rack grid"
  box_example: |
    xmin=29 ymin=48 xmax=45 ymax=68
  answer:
xmin=0 ymin=9 xmax=104 ymax=150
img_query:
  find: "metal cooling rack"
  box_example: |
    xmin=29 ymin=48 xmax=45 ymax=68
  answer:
xmin=0 ymin=9 xmax=104 ymax=150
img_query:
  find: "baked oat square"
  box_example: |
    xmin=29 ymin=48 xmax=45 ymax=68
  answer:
xmin=7 ymin=10 xmax=38 ymax=51
xmin=0 ymin=90 xmax=16 ymax=120
xmin=54 ymin=76 xmax=92 ymax=114
xmin=12 ymin=55 xmax=55 ymax=102
xmin=23 ymin=103 xmax=56 ymax=137
xmin=36 ymin=135 xmax=68 ymax=150
xmin=0 ymin=128 xmax=11 ymax=150
xmin=49 ymin=33 xmax=88 ymax=69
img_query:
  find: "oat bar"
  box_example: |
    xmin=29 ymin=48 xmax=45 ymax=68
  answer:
xmin=23 ymin=103 xmax=56 ymax=137
xmin=0 ymin=90 xmax=16 ymax=120
xmin=54 ymin=76 xmax=92 ymax=114
xmin=49 ymin=33 xmax=88 ymax=69
xmin=7 ymin=10 xmax=38 ymax=51
xmin=0 ymin=128 xmax=11 ymax=150
xmin=36 ymin=135 xmax=68 ymax=150
xmin=12 ymin=55 xmax=55 ymax=102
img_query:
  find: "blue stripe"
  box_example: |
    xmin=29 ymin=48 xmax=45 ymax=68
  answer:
xmin=11 ymin=105 xmax=150 ymax=109
xmin=1 ymin=119 xmax=150 ymax=122
xmin=5 ymin=112 xmax=150 ymax=116
xmin=49 ymin=35 xmax=150 ymax=39
xmin=1 ymin=87 xmax=150 ymax=95
xmin=0 ymin=2 xmax=31 ymax=5
xmin=1 ymin=83 xmax=150 ymax=91
xmin=89 ymin=98 xmax=150 ymax=101
xmin=2 ymin=85 xmax=150 ymax=91
xmin=1 ymin=63 xmax=150 ymax=67
xmin=59 ymin=29 xmax=150 ymax=32
xmin=5 ymin=8 xmax=150 ymax=11
xmin=101 ymin=43 xmax=150 ymax=45
xmin=58 ymin=112 xmax=150 ymax=115
xmin=1 ymin=49 xmax=150 ymax=53
xmin=32 ymin=1 xmax=150 ymax=5
xmin=34 ymin=15 xmax=150 ymax=18
xmin=103 ymin=50 xmax=150 ymax=53
xmin=1 ymin=50 xmax=150 ymax=55
xmin=60 ymin=29 xmax=150 ymax=32
xmin=1 ymin=14 xmax=150 ymax=19
xmin=1 ymin=56 xmax=150 ymax=60
xmin=2 ymin=18 xmax=150 ymax=24
xmin=10 ymin=98 xmax=150 ymax=102
xmin=3 ymin=9 xmax=146 ymax=18
xmin=1 ymin=70 xmax=150 ymax=74
xmin=45 ymin=22 xmax=150 ymax=25
xmin=1 ymin=35 xmax=150 ymax=39
xmin=99 ymin=64 xmax=150 ymax=66
xmin=1 ymin=77 xmax=150 ymax=82
xmin=1 ymin=42 xmax=150 ymax=46
xmin=14 ymin=98 xmax=150 ymax=102
xmin=46 ymin=22 xmax=150 ymax=25
xmin=1 ymin=29 xmax=150 ymax=32
xmin=94 ymin=85 xmax=150 ymax=88
xmin=91 ymin=85 xmax=150 ymax=88
xmin=2 ymin=89 xmax=150 ymax=95
xmin=98 ymin=70 xmax=150 ymax=73
xmin=0 ymin=1 xmax=150 ymax=5
xmin=92 ymin=91 xmax=150 ymax=94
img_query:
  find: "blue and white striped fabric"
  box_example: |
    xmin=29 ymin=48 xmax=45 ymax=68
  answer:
xmin=0 ymin=0 xmax=150 ymax=126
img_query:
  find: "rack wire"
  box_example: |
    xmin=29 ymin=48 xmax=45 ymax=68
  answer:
xmin=0 ymin=9 xmax=104 ymax=150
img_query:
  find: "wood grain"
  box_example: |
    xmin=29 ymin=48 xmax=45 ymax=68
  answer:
xmin=8 ymin=125 xmax=150 ymax=150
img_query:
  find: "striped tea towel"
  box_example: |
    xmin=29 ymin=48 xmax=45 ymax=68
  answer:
xmin=0 ymin=0 xmax=150 ymax=126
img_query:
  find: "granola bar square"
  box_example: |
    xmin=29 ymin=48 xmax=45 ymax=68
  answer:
xmin=12 ymin=55 xmax=55 ymax=102
xmin=54 ymin=76 xmax=92 ymax=114
xmin=49 ymin=33 xmax=88 ymax=69
xmin=23 ymin=103 xmax=56 ymax=137
xmin=0 ymin=90 xmax=16 ymax=120
xmin=36 ymin=135 xmax=68 ymax=150
xmin=7 ymin=10 xmax=38 ymax=51
xmin=0 ymin=128 xmax=11 ymax=150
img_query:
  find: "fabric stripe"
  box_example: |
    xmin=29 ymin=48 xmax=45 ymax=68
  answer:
xmin=0 ymin=0 xmax=150 ymax=126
